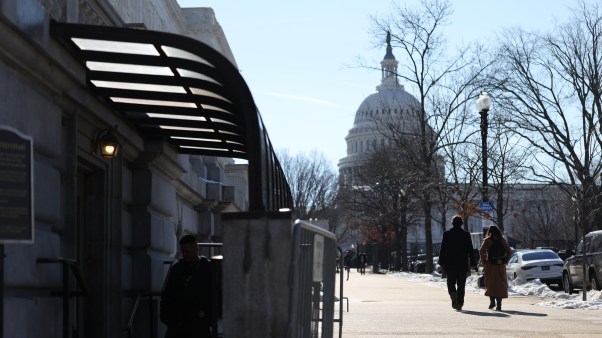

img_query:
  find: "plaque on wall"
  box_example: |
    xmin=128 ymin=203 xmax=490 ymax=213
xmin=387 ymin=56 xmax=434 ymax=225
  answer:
xmin=0 ymin=126 xmax=33 ymax=243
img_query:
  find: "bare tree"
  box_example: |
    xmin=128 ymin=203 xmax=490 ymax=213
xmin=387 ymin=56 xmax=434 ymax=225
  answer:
xmin=513 ymin=187 xmax=576 ymax=249
xmin=487 ymin=114 xmax=531 ymax=232
xmin=370 ymin=0 xmax=494 ymax=272
xmin=493 ymin=0 xmax=602 ymax=234
xmin=440 ymin=131 xmax=481 ymax=232
xmin=278 ymin=150 xmax=339 ymax=221
xmin=338 ymin=146 xmax=420 ymax=271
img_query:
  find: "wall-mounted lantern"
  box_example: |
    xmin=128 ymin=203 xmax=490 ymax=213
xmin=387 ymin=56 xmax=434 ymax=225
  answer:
xmin=92 ymin=126 xmax=120 ymax=159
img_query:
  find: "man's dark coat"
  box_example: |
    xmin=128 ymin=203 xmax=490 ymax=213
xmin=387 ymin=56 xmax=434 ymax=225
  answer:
xmin=439 ymin=227 xmax=476 ymax=272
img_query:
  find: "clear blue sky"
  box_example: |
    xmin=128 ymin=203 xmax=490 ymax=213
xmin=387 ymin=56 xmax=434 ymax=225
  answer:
xmin=177 ymin=0 xmax=571 ymax=169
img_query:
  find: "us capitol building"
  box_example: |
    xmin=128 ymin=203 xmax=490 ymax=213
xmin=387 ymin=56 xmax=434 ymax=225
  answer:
xmin=337 ymin=35 xmax=438 ymax=252
xmin=337 ymin=36 xmax=568 ymax=255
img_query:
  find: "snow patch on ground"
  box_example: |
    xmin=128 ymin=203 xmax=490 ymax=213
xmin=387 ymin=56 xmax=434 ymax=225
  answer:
xmin=389 ymin=271 xmax=602 ymax=310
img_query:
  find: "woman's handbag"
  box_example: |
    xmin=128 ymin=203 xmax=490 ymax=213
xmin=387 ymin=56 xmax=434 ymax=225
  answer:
xmin=477 ymin=275 xmax=486 ymax=288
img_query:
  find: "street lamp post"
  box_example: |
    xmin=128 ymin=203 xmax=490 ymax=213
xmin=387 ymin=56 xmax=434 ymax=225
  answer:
xmin=476 ymin=93 xmax=492 ymax=203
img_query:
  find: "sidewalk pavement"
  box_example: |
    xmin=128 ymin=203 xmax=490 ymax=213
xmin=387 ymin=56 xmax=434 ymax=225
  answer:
xmin=335 ymin=269 xmax=602 ymax=337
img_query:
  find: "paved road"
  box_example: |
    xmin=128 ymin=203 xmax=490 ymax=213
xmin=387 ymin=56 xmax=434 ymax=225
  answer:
xmin=334 ymin=269 xmax=602 ymax=337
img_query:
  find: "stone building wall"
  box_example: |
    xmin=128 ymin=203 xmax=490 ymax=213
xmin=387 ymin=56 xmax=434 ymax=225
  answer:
xmin=0 ymin=1 xmax=247 ymax=336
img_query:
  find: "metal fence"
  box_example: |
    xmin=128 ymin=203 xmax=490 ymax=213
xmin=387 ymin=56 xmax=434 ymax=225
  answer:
xmin=288 ymin=220 xmax=338 ymax=338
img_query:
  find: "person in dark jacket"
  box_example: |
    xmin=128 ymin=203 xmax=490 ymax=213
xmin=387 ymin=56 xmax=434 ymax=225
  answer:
xmin=160 ymin=235 xmax=212 ymax=338
xmin=438 ymin=215 xmax=477 ymax=311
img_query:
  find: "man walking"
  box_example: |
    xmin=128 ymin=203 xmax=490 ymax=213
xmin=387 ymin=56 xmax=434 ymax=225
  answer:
xmin=438 ymin=216 xmax=477 ymax=311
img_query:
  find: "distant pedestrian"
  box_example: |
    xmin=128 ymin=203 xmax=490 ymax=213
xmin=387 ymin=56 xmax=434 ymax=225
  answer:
xmin=344 ymin=251 xmax=352 ymax=281
xmin=479 ymin=225 xmax=512 ymax=311
xmin=438 ymin=215 xmax=477 ymax=311
xmin=358 ymin=252 xmax=367 ymax=275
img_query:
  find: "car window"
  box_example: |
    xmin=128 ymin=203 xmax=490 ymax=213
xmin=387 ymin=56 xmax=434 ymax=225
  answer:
xmin=585 ymin=236 xmax=593 ymax=254
xmin=509 ymin=254 xmax=517 ymax=264
xmin=576 ymin=239 xmax=584 ymax=255
xmin=590 ymin=235 xmax=602 ymax=252
xmin=521 ymin=251 xmax=560 ymax=261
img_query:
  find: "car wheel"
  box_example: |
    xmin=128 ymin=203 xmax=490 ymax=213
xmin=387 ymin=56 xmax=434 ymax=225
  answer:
xmin=563 ymin=272 xmax=574 ymax=294
xmin=590 ymin=272 xmax=601 ymax=291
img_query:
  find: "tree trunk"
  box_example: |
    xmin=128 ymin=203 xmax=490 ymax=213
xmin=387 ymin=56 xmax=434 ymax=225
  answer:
xmin=424 ymin=197 xmax=433 ymax=273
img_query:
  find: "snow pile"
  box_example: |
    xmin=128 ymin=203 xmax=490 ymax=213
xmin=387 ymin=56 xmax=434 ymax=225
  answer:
xmin=389 ymin=271 xmax=602 ymax=310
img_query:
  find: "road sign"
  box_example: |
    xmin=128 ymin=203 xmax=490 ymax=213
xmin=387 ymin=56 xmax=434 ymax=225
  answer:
xmin=480 ymin=201 xmax=494 ymax=228
xmin=479 ymin=201 xmax=493 ymax=212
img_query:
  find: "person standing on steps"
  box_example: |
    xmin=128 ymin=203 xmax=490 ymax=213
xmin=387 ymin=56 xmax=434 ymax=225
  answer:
xmin=438 ymin=215 xmax=477 ymax=311
xmin=479 ymin=225 xmax=512 ymax=311
xmin=160 ymin=235 xmax=212 ymax=338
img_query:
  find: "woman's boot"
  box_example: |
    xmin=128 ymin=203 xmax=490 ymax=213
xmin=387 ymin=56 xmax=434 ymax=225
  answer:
xmin=496 ymin=298 xmax=502 ymax=311
xmin=488 ymin=297 xmax=495 ymax=309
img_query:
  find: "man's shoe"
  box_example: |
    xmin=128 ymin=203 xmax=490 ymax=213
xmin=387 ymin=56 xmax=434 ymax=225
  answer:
xmin=450 ymin=292 xmax=458 ymax=309
xmin=456 ymin=304 xmax=463 ymax=311
xmin=488 ymin=299 xmax=495 ymax=309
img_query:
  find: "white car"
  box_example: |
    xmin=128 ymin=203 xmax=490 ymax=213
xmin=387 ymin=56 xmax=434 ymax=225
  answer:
xmin=506 ymin=249 xmax=564 ymax=286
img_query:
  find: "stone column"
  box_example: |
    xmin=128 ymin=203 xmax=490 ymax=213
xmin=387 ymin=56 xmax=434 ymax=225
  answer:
xmin=222 ymin=212 xmax=292 ymax=338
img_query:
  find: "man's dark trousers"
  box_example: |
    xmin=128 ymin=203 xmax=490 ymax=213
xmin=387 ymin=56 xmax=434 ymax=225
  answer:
xmin=446 ymin=269 xmax=467 ymax=306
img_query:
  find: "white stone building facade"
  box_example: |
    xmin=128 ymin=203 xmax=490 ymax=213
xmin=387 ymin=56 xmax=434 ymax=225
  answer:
xmin=0 ymin=1 xmax=247 ymax=337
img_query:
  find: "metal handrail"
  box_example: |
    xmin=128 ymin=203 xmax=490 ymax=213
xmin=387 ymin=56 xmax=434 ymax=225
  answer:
xmin=36 ymin=257 xmax=89 ymax=338
xmin=123 ymin=291 xmax=162 ymax=338
xmin=125 ymin=293 xmax=141 ymax=338
xmin=124 ymin=258 xmax=175 ymax=338
xmin=334 ymin=247 xmax=344 ymax=338
xmin=126 ymin=246 xmax=222 ymax=338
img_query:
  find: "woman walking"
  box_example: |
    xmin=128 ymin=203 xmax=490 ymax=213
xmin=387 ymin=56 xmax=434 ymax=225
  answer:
xmin=479 ymin=225 xmax=512 ymax=310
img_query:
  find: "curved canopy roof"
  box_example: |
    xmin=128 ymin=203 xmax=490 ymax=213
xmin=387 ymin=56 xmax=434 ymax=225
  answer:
xmin=50 ymin=21 xmax=291 ymax=212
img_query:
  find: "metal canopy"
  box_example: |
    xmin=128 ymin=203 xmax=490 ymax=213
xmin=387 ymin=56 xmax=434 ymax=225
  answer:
xmin=50 ymin=21 xmax=291 ymax=212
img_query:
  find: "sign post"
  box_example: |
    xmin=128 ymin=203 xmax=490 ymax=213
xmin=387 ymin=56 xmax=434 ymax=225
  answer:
xmin=479 ymin=201 xmax=494 ymax=228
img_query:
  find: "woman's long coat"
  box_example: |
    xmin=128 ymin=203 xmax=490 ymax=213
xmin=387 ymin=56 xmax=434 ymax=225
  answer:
xmin=479 ymin=236 xmax=513 ymax=298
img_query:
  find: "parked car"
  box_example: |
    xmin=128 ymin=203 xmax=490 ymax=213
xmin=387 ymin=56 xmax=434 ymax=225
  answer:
xmin=557 ymin=249 xmax=575 ymax=261
xmin=434 ymin=256 xmax=443 ymax=274
xmin=505 ymin=249 xmax=564 ymax=286
xmin=408 ymin=254 xmax=422 ymax=272
xmin=414 ymin=255 xmax=438 ymax=273
xmin=477 ymin=247 xmax=519 ymax=275
xmin=562 ymin=230 xmax=602 ymax=294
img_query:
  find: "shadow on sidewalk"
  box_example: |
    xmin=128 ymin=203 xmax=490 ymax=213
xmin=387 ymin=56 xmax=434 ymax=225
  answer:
xmin=459 ymin=310 xmax=547 ymax=317
xmin=497 ymin=310 xmax=547 ymax=317
xmin=459 ymin=310 xmax=510 ymax=317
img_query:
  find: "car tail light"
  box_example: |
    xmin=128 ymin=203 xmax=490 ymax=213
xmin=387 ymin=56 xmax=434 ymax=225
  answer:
xmin=521 ymin=266 xmax=537 ymax=270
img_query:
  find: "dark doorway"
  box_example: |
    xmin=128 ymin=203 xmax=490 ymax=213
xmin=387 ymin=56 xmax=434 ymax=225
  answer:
xmin=76 ymin=163 xmax=106 ymax=338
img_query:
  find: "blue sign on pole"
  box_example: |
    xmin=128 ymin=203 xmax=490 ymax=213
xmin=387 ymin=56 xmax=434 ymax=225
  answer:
xmin=479 ymin=201 xmax=493 ymax=212
xmin=479 ymin=201 xmax=494 ymax=228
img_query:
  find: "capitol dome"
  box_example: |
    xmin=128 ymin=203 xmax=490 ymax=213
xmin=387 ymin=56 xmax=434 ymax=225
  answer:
xmin=338 ymin=33 xmax=421 ymax=183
